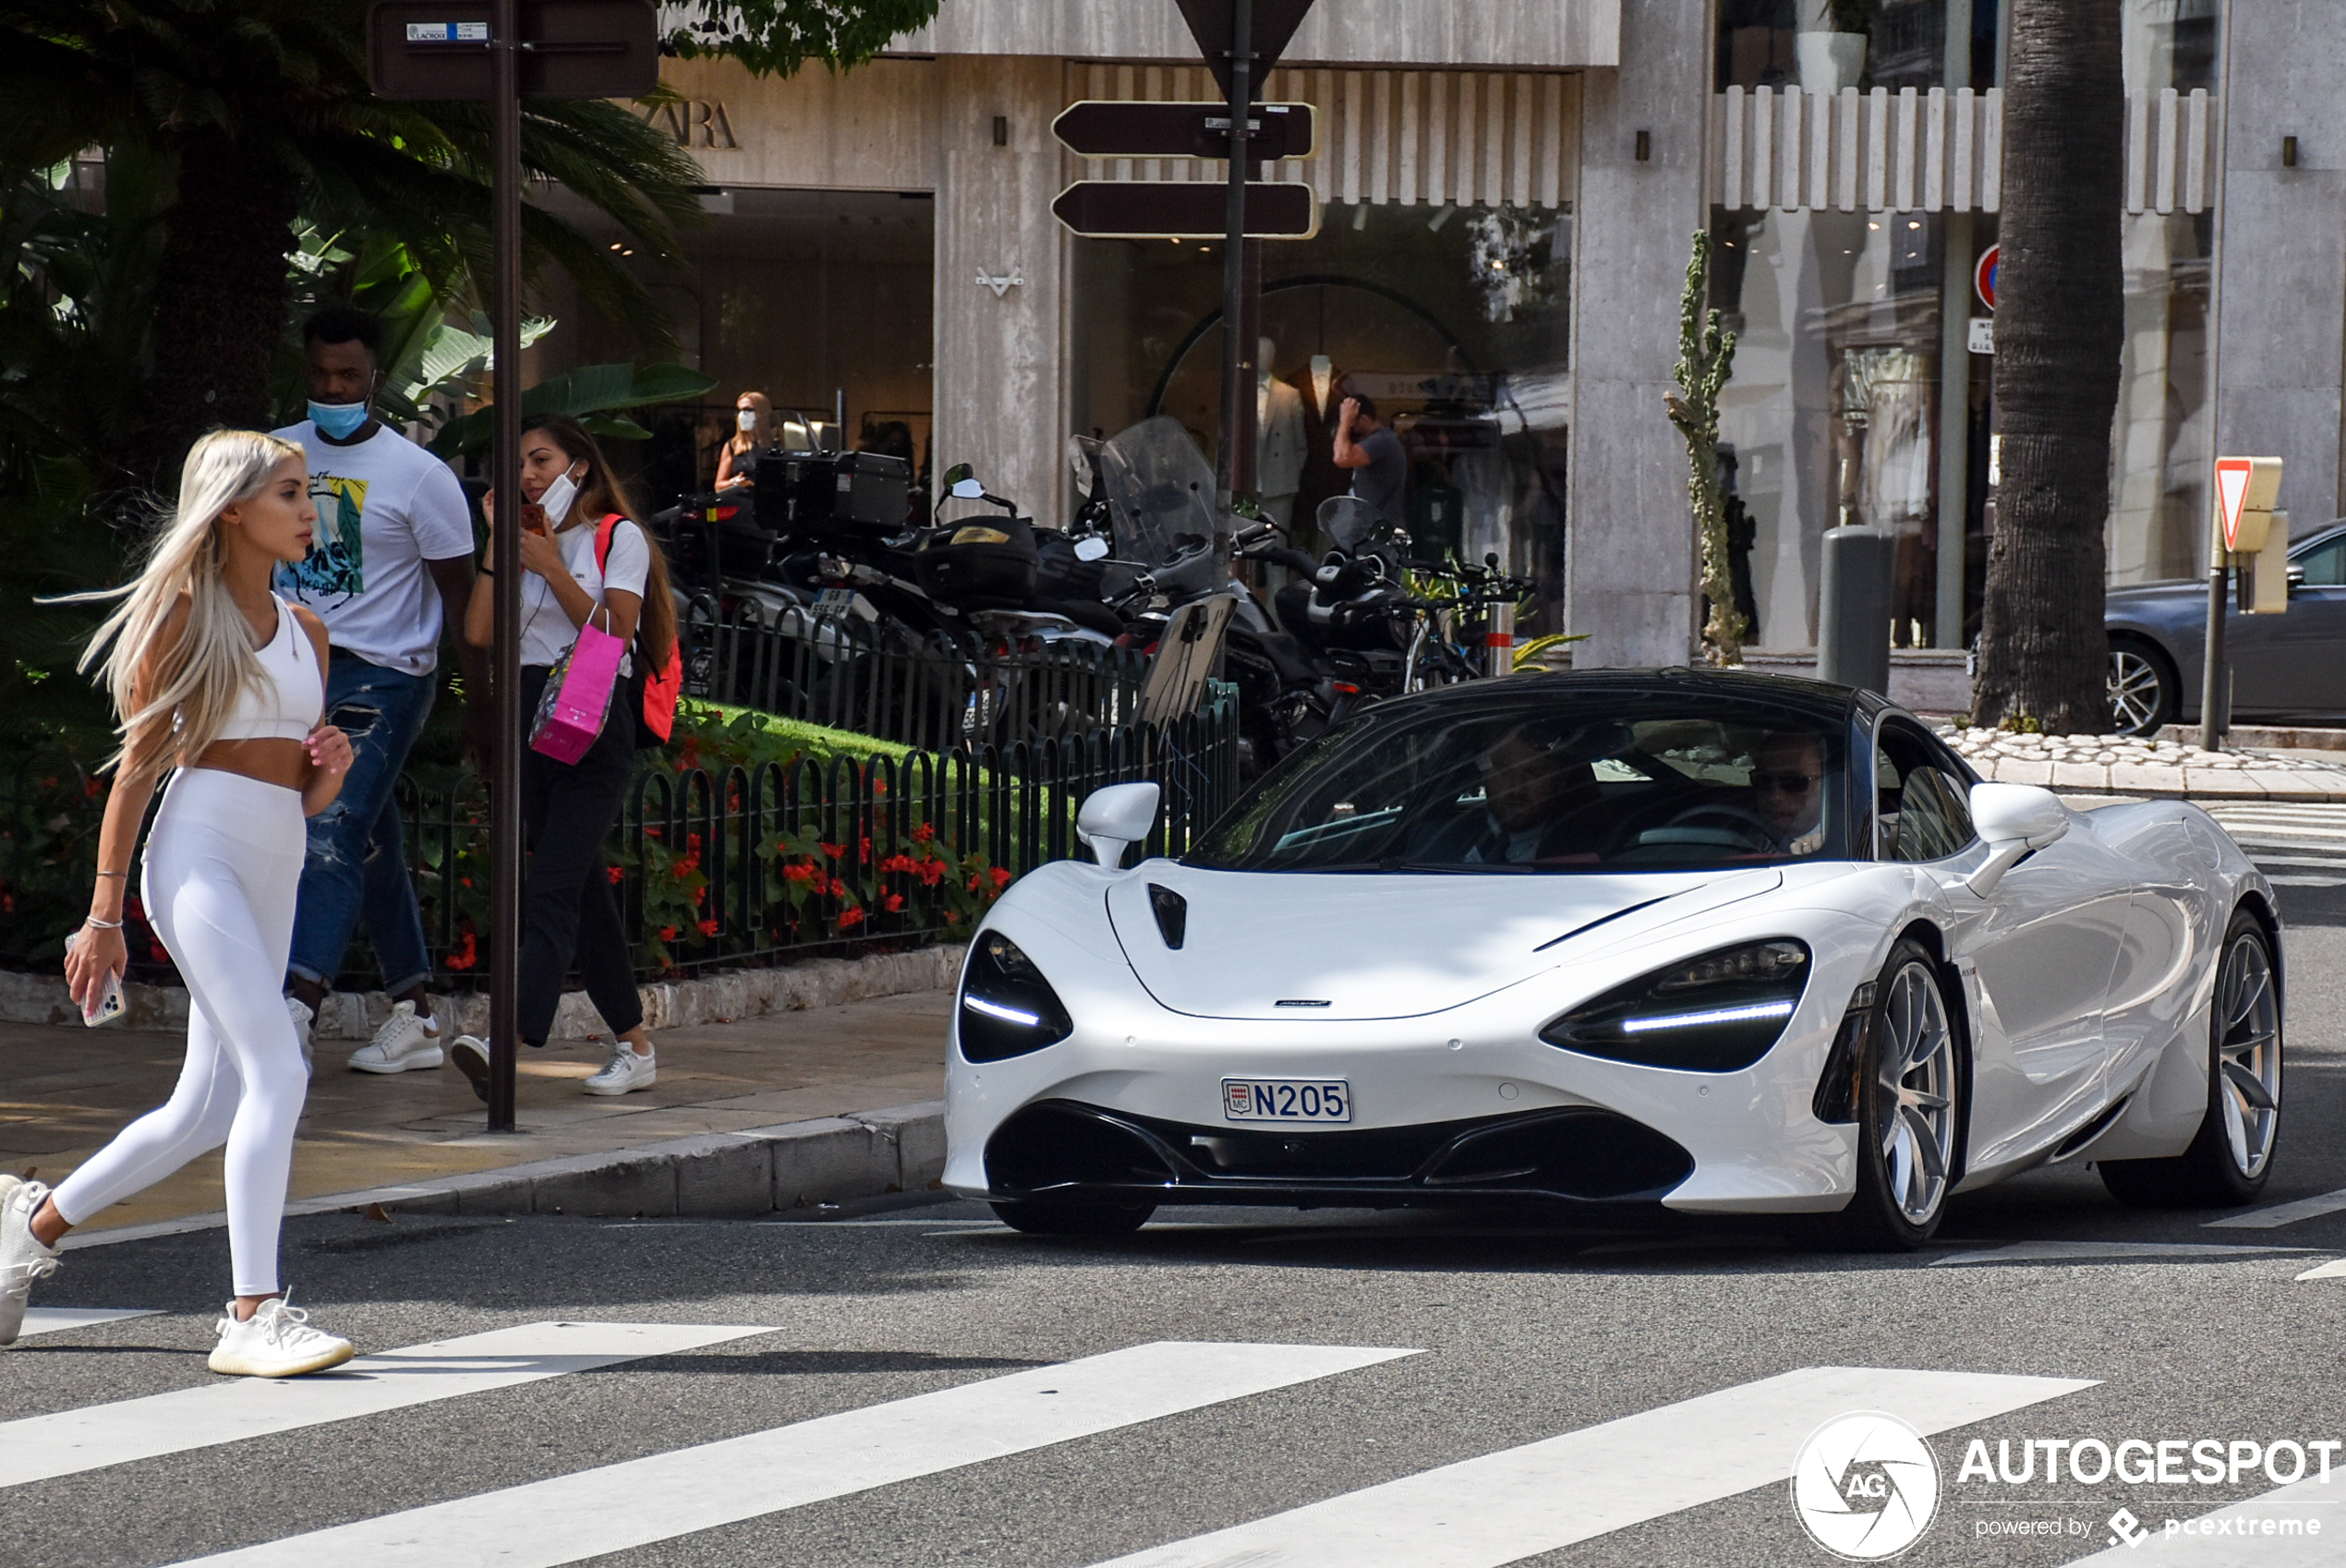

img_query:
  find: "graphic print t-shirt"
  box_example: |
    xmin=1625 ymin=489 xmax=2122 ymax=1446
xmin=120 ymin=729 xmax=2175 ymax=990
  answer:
xmin=272 ymin=422 xmax=475 ymax=676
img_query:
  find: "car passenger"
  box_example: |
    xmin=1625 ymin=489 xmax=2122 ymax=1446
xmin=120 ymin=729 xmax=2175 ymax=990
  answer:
xmin=1432 ymin=726 xmax=1605 ymax=864
xmin=1750 ymin=731 xmax=1830 ymax=856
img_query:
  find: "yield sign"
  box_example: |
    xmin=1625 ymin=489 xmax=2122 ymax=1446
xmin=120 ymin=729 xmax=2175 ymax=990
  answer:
xmin=2216 ymin=458 xmax=2253 ymax=549
xmin=1175 ymin=0 xmax=1317 ymax=101
xmin=2214 ymin=455 xmax=2283 ymax=551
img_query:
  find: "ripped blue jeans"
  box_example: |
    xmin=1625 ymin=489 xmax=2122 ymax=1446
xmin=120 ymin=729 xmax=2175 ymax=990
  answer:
xmin=286 ymin=652 xmax=436 ymax=996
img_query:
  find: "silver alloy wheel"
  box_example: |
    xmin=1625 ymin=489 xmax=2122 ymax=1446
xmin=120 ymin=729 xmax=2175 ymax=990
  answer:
xmin=2108 ymin=646 xmax=2166 ymax=735
xmin=2214 ymin=931 xmax=2282 ymax=1178
xmin=1878 ymin=960 xmax=1957 ymax=1225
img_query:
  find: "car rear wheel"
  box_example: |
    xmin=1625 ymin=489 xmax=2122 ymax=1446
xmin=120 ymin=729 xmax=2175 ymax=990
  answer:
xmin=2108 ymin=637 xmax=2179 ymax=736
xmin=989 ymin=1197 xmax=1156 ymax=1236
xmin=2100 ymin=911 xmax=2281 ymax=1208
xmin=1824 ymin=940 xmax=1965 ymax=1250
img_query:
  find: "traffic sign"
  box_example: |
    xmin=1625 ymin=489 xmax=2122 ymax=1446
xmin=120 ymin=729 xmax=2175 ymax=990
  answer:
xmin=1175 ymin=0 xmax=1317 ymax=102
xmin=2215 ymin=454 xmax=2283 ymax=553
xmin=1051 ymin=180 xmax=1319 ymax=240
xmin=366 ymin=0 xmax=658 ymax=100
xmin=1974 ymin=245 xmax=1999 ymax=311
xmin=1053 ymin=101 xmax=1317 ymax=163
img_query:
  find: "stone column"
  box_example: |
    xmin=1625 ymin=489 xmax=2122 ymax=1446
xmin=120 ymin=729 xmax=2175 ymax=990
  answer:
xmin=933 ymin=56 xmax=1072 ymax=528
xmin=1567 ymin=0 xmax=1715 ymax=668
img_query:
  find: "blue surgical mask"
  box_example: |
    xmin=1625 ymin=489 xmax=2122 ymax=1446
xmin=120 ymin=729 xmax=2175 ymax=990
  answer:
xmin=308 ymin=399 xmax=370 ymax=440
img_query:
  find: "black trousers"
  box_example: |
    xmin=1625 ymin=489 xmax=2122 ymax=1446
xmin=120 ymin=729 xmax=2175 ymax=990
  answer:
xmin=516 ymin=664 xmax=643 ymax=1046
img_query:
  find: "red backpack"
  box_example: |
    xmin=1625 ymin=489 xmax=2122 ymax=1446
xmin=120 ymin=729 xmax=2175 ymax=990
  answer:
xmin=593 ymin=513 xmax=682 ymax=747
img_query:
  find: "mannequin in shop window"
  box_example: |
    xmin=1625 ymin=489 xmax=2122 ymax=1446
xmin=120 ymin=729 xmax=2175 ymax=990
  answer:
xmin=714 ymin=391 xmax=772 ymax=491
xmin=1255 ymin=339 xmax=1309 ymax=531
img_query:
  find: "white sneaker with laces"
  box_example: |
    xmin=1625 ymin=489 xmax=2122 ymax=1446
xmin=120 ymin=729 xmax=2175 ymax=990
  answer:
xmin=583 ymin=1043 xmax=657 ymax=1096
xmin=284 ymin=995 xmax=315 ymax=1071
xmin=208 ymin=1294 xmax=355 ymax=1378
xmin=450 ymin=1034 xmax=491 ymax=1103
xmin=345 ymin=1000 xmax=444 ymax=1074
xmin=0 ymin=1175 xmax=63 ymax=1347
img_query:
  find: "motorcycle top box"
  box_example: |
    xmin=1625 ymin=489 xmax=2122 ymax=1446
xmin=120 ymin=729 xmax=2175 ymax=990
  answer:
xmin=753 ymin=450 xmax=913 ymax=534
xmin=916 ymin=514 xmax=1041 ymax=609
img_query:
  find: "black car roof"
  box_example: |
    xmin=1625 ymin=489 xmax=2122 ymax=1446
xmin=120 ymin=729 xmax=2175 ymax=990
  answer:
xmin=1396 ymin=666 xmax=1876 ymax=726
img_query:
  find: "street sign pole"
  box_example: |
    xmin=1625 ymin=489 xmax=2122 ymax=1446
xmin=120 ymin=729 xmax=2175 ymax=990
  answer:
xmin=2200 ymin=546 xmax=2228 ymax=754
xmin=1216 ymin=0 xmax=1255 ymax=549
xmin=487 ymin=0 xmax=522 ymax=1132
xmin=2203 ymin=455 xmax=2284 ymax=754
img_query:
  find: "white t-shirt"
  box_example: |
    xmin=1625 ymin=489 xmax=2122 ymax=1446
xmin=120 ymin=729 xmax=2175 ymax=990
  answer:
xmin=519 ymin=516 xmax=650 ymax=670
xmin=272 ymin=423 xmax=475 ymax=676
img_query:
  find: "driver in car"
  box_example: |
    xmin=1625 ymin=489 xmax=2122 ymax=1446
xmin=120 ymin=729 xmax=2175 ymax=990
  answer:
xmin=1750 ymin=731 xmax=1830 ymax=856
xmin=1458 ymin=726 xmax=1604 ymax=864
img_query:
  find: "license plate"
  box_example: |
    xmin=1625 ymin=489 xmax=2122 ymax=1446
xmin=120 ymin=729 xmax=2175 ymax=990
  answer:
xmin=813 ymin=587 xmax=866 ymax=620
xmin=1222 ymin=1078 xmax=1351 ymax=1123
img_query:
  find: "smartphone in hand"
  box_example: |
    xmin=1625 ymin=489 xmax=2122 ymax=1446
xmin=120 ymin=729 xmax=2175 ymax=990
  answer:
xmin=83 ymin=969 xmax=126 ymax=1027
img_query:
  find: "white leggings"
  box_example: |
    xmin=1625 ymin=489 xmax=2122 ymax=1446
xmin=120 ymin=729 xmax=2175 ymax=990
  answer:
xmin=52 ymin=768 xmax=310 ymax=1296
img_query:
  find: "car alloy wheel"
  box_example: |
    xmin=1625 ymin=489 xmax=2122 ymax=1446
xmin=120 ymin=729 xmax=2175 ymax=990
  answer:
xmin=2101 ymin=910 xmax=2282 ymax=1208
xmin=1821 ymin=939 xmax=1964 ymax=1249
xmin=2106 ymin=643 xmax=2172 ymax=736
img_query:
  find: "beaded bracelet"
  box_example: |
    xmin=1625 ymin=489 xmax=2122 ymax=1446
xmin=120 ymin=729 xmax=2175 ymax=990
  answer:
xmin=82 ymin=915 xmax=124 ymax=930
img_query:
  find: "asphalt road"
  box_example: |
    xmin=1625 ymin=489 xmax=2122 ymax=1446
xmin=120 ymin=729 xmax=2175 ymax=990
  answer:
xmin=11 ymin=841 xmax=2346 ymax=1568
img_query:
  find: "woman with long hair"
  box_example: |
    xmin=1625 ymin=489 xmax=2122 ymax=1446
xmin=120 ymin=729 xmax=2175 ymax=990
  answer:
xmin=453 ymin=415 xmax=678 ymax=1100
xmin=0 ymin=430 xmax=357 ymax=1375
xmin=712 ymin=390 xmax=771 ymax=491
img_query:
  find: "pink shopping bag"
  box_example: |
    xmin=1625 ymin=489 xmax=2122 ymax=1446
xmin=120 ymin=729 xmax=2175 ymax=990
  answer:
xmin=529 ymin=615 xmax=627 ymax=764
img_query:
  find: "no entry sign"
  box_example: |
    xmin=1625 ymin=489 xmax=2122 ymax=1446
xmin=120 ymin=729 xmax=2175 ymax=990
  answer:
xmin=1974 ymin=245 xmax=1999 ymax=312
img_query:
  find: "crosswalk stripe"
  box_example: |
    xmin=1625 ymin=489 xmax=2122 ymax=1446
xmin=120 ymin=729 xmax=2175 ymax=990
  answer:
xmin=1083 ymin=1366 xmax=2094 ymax=1568
xmin=0 ymin=1321 xmax=767 ymax=1490
xmin=15 ymin=1307 xmax=161 ymax=1339
xmin=2058 ymin=1475 xmax=2342 ymax=1563
xmin=2292 ymin=1259 xmax=2346 ymax=1280
xmin=167 ymin=1340 xmax=1417 ymax=1568
xmin=2206 ymin=1187 xmax=2346 ymax=1228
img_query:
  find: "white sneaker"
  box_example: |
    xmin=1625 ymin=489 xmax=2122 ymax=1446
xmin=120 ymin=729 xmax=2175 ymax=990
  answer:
xmin=450 ymin=1034 xmax=491 ymax=1104
xmin=0 ymin=1176 xmax=63 ymax=1347
xmin=284 ymin=995 xmax=315 ymax=1071
xmin=346 ymin=1000 xmax=445 ymax=1074
xmin=208 ymin=1294 xmax=355 ymax=1378
xmin=583 ymin=1043 xmax=657 ymax=1096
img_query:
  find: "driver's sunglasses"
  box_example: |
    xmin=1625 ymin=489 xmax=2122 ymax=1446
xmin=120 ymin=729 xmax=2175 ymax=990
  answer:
xmin=1749 ymin=770 xmax=1818 ymax=793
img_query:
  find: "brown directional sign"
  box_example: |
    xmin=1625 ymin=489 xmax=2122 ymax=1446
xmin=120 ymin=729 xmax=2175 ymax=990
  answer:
xmin=1175 ymin=0 xmax=1318 ymax=102
xmin=1052 ymin=181 xmax=1319 ymax=240
xmin=366 ymin=0 xmax=658 ymax=100
xmin=1053 ymin=101 xmax=1316 ymax=163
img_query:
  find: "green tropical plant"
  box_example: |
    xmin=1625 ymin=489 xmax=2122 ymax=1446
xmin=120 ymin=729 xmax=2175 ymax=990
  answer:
xmin=429 ymin=363 xmax=720 ymax=457
xmin=667 ymin=0 xmax=942 ymax=76
xmin=1665 ymin=230 xmax=1743 ymax=666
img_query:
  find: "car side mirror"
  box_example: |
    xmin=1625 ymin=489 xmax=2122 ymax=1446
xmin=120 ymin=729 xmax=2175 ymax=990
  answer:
xmin=1965 ymin=782 xmax=2070 ymax=896
xmin=1077 ymin=782 xmax=1160 ymax=869
xmin=1074 ymin=535 xmax=1110 ymax=561
xmin=2288 ymin=565 xmax=2305 ymax=597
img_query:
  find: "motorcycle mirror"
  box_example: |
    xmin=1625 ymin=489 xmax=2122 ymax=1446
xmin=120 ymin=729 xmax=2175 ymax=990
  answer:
xmin=950 ymin=477 xmax=986 ymax=501
xmin=1074 ymin=536 xmax=1110 ymax=561
xmin=941 ymin=462 xmax=975 ymax=488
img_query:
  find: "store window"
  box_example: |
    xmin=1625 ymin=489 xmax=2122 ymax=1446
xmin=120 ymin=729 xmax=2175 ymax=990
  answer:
xmin=532 ymin=187 xmax=936 ymax=512
xmin=1716 ymin=0 xmax=2001 ymax=94
xmin=1070 ymin=200 xmax=1572 ymax=628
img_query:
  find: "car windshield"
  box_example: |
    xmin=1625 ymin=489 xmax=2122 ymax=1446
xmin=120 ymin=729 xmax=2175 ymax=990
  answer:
xmin=1188 ymin=687 xmax=1853 ymax=874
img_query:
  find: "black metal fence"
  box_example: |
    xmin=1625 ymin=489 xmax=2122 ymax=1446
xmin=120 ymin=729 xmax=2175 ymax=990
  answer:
xmin=688 ymin=601 xmax=1151 ymax=753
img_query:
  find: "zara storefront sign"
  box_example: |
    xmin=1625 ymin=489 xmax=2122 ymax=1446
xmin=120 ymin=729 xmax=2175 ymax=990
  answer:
xmin=636 ymin=97 xmax=738 ymax=148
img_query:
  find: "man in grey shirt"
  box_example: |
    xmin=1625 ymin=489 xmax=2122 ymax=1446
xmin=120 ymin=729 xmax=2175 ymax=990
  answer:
xmin=1333 ymin=391 xmax=1408 ymax=525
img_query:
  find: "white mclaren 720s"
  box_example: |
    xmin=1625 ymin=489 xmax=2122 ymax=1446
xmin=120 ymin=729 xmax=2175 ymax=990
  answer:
xmin=941 ymin=670 xmax=2283 ymax=1248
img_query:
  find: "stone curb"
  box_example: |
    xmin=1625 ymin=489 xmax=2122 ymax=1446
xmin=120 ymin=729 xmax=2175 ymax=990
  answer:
xmin=58 ymin=1099 xmax=951 ymax=1249
xmin=0 ymin=944 xmax=964 ymax=1036
xmin=1964 ymin=754 xmax=2346 ymax=802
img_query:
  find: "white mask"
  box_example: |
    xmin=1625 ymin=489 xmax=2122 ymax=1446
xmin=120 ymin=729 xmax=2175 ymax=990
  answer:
xmin=737 ymin=409 xmax=757 ymax=433
xmin=539 ymin=465 xmax=582 ymax=526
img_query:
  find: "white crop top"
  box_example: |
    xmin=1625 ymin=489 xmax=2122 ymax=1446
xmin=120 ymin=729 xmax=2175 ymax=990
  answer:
xmin=215 ymin=596 xmax=324 ymax=742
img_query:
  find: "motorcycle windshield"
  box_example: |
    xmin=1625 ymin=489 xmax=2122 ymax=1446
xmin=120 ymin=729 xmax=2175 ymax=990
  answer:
xmin=1103 ymin=416 xmax=1220 ymax=568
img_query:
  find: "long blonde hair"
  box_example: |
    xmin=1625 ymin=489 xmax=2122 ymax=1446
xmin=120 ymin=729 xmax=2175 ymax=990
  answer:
xmin=74 ymin=429 xmax=306 ymax=776
xmin=726 ymin=391 xmax=771 ymax=458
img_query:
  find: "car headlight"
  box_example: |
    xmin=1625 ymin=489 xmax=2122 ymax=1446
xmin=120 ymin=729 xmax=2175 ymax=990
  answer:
xmin=1541 ymin=939 xmax=1809 ymax=1072
xmin=958 ymin=932 xmax=1074 ymax=1062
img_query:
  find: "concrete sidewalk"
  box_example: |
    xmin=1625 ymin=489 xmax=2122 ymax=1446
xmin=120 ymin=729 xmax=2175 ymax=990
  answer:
xmin=1 ymin=987 xmax=952 ymax=1241
xmin=1943 ymin=726 xmax=2346 ymax=801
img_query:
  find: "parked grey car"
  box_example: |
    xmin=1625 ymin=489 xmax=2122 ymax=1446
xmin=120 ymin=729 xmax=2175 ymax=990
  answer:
xmin=2105 ymin=520 xmax=2346 ymax=734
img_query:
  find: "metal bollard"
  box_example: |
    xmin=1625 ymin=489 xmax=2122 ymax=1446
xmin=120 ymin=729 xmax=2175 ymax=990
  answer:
xmin=1816 ymin=525 xmax=1894 ymax=696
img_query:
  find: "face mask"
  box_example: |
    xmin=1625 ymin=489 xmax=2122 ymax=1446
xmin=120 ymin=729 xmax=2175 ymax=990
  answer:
xmin=736 ymin=410 xmax=758 ymax=434
xmin=538 ymin=465 xmax=583 ymax=526
xmin=308 ymin=399 xmax=370 ymax=440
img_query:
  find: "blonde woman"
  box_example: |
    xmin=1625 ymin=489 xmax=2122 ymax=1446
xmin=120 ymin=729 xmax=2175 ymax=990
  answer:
xmin=712 ymin=390 xmax=771 ymax=491
xmin=0 ymin=430 xmax=357 ymax=1376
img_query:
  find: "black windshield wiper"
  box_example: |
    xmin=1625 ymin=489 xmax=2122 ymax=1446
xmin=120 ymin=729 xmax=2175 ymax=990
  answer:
xmin=1386 ymin=860 xmax=1541 ymax=874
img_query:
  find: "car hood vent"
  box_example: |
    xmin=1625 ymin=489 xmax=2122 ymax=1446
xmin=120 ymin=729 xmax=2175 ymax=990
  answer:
xmin=1105 ymin=868 xmax=1783 ymax=1020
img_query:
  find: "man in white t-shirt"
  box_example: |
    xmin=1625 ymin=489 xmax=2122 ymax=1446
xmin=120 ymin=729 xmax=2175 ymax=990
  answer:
xmin=272 ymin=308 xmax=485 ymax=1075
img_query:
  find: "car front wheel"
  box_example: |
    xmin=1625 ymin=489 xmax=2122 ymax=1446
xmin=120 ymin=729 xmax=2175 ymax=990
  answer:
xmin=2108 ymin=637 xmax=2179 ymax=736
xmin=1823 ymin=940 xmax=1965 ymax=1250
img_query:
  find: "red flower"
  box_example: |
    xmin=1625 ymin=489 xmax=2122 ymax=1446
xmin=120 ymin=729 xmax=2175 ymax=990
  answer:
xmin=782 ymin=862 xmax=816 ymax=884
xmin=990 ymin=866 xmax=1012 ymax=890
xmin=860 ymin=836 xmax=873 ymax=862
xmin=911 ymin=822 xmax=937 ymax=843
xmin=880 ymin=853 xmax=918 ymax=875
xmin=966 ymin=873 xmax=983 ymax=894
xmin=444 ymin=930 xmax=478 ymax=971
xmin=838 ymin=907 xmax=865 ymax=928
xmin=460 ymin=876 xmax=472 ymax=888
xmin=697 ymin=918 xmax=720 ymax=937
xmin=872 ymin=778 xmax=888 ymax=795
xmin=884 ymin=892 xmax=905 ymax=913
xmin=943 ymin=910 xmax=961 ymax=925
xmin=820 ymin=841 xmax=845 ymax=859
xmin=608 ymin=865 xmax=624 ymax=884
xmin=659 ymin=924 xmax=677 ymax=942
xmin=917 ymin=859 xmax=946 ymax=887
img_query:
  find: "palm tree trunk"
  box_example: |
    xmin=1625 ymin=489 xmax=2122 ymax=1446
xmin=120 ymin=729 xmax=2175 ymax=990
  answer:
xmin=122 ymin=127 xmax=303 ymax=491
xmin=1971 ymin=0 xmax=2125 ymax=733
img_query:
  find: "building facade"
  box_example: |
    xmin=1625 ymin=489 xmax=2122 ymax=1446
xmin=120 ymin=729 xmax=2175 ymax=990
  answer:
xmin=535 ymin=0 xmax=2346 ymax=672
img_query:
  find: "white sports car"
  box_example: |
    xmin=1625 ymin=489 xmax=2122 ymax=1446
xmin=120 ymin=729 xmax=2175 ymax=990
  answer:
xmin=942 ymin=672 xmax=2283 ymax=1248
